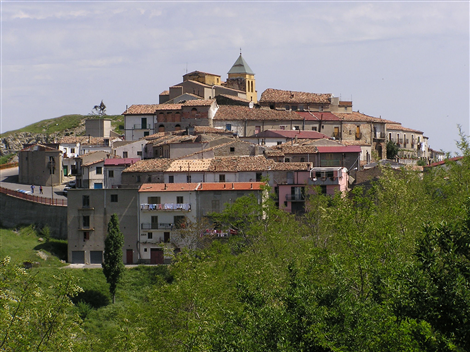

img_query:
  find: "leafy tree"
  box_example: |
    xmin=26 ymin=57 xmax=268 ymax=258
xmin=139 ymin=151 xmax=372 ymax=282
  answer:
xmin=0 ymin=257 xmax=83 ymax=351
xmin=102 ymin=214 xmax=125 ymax=304
xmin=386 ymin=140 xmax=399 ymax=159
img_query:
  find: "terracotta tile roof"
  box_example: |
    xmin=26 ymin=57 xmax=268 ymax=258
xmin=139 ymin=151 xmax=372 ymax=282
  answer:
xmin=339 ymin=101 xmax=352 ymax=107
xmin=270 ymin=162 xmax=312 ymax=171
xmin=138 ymin=182 xmax=264 ymax=192
xmin=122 ymin=104 xmax=160 ymax=115
xmin=123 ymin=159 xmax=173 ymax=173
xmin=341 ymin=140 xmax=371 ymax=146
xmin=253 ymin=129 xmax=329 ymax=139
xmin=154 ymin=104 xmax=183 ymax=111
xmin=82 ymin=158 xmax=105 ymax=167
xmin=317 ymin=146 xmax=362 ymax=153
xmin=166 ymin=159 xmax=212 ymax=172
xmin=264 ymin=149 xmax=285 ymax=157
xmin=59 ymin=136 xmax=90 ymax=144
xmin=218 ymin=94 xmax=251 ymax=103
xmin=184 ymin=70 xmax=221 ymax=77
xmin=139 ymin=183 xmax=199 ymax=192
xmin=335 ymin=111 xmax=397 ymax=124
xmin=386 ymin=123 xmax=423 ymax=134
xmin=104 ymin=158 xmax=140 ymax=166
xmin=175 ymin=141 xmax=239 ymax=159
xmin=208 ymin=156 xmax=275 ymax=172
xmin=150 ymin=135 xmax=197 ymax=147
xmin=214 ymin=105 xmax=303 ymax=121
xmin=276 ymin=145 xmax=319 ymax=154
xmin=259 ymin=88 xmax=332 ymax=104
xmin=144 ymin=132 xmax=173 ymax=140
xmin=181 ymin=99 xmax=215 ymax=107
xmin=196 ymin=182 xmax=264 ymax=191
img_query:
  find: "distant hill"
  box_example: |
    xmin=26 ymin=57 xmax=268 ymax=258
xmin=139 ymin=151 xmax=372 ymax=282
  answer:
xmin=0 ymin=114 xmax=124 ymax=138
xmin=0 ymin=114 xmax=124 ymax=162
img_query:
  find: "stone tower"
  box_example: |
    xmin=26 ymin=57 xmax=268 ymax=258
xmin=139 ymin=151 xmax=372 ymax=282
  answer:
xmin=226 ymin=54 xmax=257 ymax=103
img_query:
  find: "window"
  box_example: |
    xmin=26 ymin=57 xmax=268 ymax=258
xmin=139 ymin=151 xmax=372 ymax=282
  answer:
xmin=219 ymin=174 xmax=226 ymax=182
xmin=300 ymin=158 xmax=305 ymax=162
xmin=277 ymin=141 xmax=282 ymax=145
xmin=164 ymin=232 xmax=170 ymax=243
xmin=291 ymin=106 xmax=298 ymax=111
xmin=212 ymin=200 xmax=220 ymax=212
xmin=108 ymin=170 xmax=114 ymax=178
xmin=230 ymin=147 xmax=235 ymax=153
xmin=96 ymin=167 xmax=102 ymax=175
xmin=226 ymin=124 xmax=232 ymax=131
xmin=312 ymin=127 xmax=317 ymax=131
xmin=148 ymin=196 xmax=161 ymax=204
xmin=177 ymin=196 xmax=184 ymax=204
xmin=111 ymin=194 xmax=118 ymax=202
xmin=82 ymin=195 xmax=90 ymax=208
xmin=71 ymin=148 xmax=75 ymax=153
xmin=137 ymin=151 xmax=142 ymax=156
xmin=123 ymin=151 xmax=128 ymax=158
xmin=147 ymin=232 xmax=153 ymax=239
xmin=83 ymin=216 xmax=90 ymax=228
xmin=285 ymin=158 xmax=290 ymax=162
xmin=104 ymin=139 xmax=109 ymax=146
xmin=83 ymin=232 xmax=90 ymax=241
xmin=136 ymin=175 xmax=141 ymax=183
xmin=255 ymin=126 xmax=261 ymax=134
xmin=187 ymin=175 xmax=191 ymax=183
xmin=294 ymin=126 xmax=300 ymax=130
xmin=256 ymin=172 xmax=262 ymax=182
xmin=144 ymin=131 xmax=149 ymax=137
xmin=169 ymin=175 xmax=174 ymax=183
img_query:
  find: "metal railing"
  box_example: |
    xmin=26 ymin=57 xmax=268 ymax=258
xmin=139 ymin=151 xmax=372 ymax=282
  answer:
xmin=0 ymin=186 xmax=67 ymax=207
xmin=140 ymin=203 xmax=191 ymax=211
xmin=286 ymin=194 xmax=305 ymax=201
xmin=134 ymin=124 xmax=151 ymax=129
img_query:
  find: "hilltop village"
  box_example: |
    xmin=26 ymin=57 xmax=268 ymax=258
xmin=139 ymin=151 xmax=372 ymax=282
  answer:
xmin=16 ymin=54 xmax=445 ymax=264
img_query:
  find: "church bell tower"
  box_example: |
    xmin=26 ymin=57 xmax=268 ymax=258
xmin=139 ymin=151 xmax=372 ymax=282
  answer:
xmin=226 ymin=53 xmax=257 ymax=103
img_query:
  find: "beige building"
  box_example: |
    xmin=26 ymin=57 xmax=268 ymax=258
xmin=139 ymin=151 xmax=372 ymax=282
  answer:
xmin=67 ymin=188 xmax=139 ymax=264
xmin=18 ymin=144 xmax=63 ymax=186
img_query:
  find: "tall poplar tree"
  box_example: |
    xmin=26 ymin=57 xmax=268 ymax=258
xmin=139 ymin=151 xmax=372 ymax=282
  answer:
xmin=102 ymin=214 xmax=125 ymax=303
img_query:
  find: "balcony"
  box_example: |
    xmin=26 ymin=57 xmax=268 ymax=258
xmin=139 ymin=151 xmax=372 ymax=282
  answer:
xmin=133 ymin=124 xmax=152 ymax=130
xmin=141 ymin=223 xmax=159 ymax=230
xmin=286 ymin=194 xmax=305 ymax=202
xmin=374 ymin=132 xmax=386 ymax=139
xmin=140 ymin=203 xmax=191 ymax=211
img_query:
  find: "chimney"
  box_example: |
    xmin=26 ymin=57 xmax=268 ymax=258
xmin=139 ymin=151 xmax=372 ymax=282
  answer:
xmin=250 ymin=183 xmax=253 ymax=189
xmin=232 ymin=183 xmax=234 ymax=189
xmin=164 ymin=183 xmax=167 ymax=190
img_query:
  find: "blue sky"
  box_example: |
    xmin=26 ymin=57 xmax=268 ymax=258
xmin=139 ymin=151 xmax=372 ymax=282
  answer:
xmin=1 ymin=1 xmax=469 ymax=153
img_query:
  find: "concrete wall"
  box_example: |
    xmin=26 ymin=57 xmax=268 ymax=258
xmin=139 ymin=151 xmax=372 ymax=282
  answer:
xmin=0 ymin=192 xmax=67 ymax=239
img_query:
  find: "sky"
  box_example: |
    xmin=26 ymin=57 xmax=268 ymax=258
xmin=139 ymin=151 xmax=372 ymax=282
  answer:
xmin=1 ymin=0 xmax=469 ymax=154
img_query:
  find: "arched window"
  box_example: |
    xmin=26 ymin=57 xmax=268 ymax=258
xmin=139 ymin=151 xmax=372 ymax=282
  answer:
xmin=158 ymin=125 xmax=165 ymax=132
xmin=175 ymin=124 xmax=181 ymax=131
xmin=191 ymin=108 xmax=198 ymax=117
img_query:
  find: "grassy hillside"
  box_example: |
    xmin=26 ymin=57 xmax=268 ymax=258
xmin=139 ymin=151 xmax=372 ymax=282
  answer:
xmin=0 ymin=114 xmax=124 ymax=137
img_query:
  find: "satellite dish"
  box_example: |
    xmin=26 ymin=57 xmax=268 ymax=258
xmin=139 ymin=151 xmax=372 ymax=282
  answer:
xmin=249 ymin=101 xmax=254 ymax=109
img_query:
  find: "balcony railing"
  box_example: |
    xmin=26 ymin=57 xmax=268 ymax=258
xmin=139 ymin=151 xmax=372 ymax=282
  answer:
xmin=286 ymin=194 xmax=305 ymax=201
xmin=134 ymin=124 xmax=151 ymax=130
xmin=141 ymin=223 xmax=159 ymax=230
xmin=140 ymin=203 xmax=191 ymax=211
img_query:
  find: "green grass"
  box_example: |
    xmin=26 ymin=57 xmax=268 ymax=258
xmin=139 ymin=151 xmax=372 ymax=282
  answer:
xmin=0 ymin=154 xmax=15 ymax=165
xmin=0 ymin=114 xmax=124 ymax=137
xmin=0 ymin=226 xmax=67 ymax=267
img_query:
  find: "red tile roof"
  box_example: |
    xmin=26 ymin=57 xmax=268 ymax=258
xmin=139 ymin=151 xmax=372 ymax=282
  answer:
xmin=139 ymin=183 xmax=199 ymax=192
xmin=214 ymin=105 xmax=303 ymax=121
xmin=260 ymin=88 xmax=332 ymax=104
xmin=123 ymin=159 xmax=173 ymax=173
xmin=138 ymin=182 xmax=264 ymax=192
xmin=309 ymin=112 xmax=341 ymax=121
xmin=122 ymin=104 xmax=160 ymax=115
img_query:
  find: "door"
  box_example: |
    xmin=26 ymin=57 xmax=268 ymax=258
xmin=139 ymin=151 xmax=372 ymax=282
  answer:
xmin=150 ymin=248 xmax=164 ymax=264
xmin=71 ymin=251 xmax=84 ymax=264
xmin=90 ymin=251 xmax=103 ymax=264
xmin=126 ymin=249 xmax=133 ymax=264
xmin=141 ymin=117 xmax=147 ymax=129
xmin=63 ymin=165 xmax=68 ymax=176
